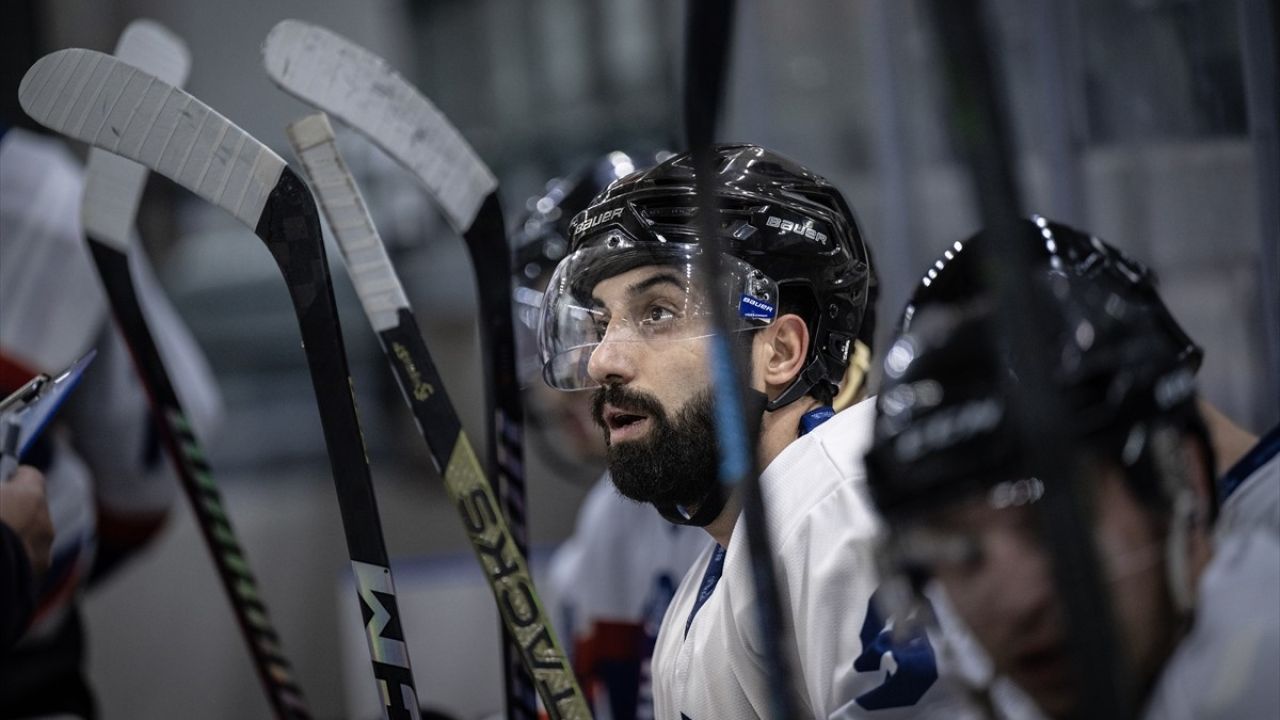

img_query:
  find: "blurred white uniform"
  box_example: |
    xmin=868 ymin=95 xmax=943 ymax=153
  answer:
xmin=548 ymin=475 xmax=708 ymax=719
xmin=0 ymin=126 xmax=220 ymax=716
xmin=1142 ymin=528 xmax=1280 ymax=719
xmin=0 ymin=128 xmax=221 ymax=617
xmin=1141 ymin=429 xmax=1280 ymax=718
xmin=651 ymin=399 xmax=973 ymax=720
xmin=1215 ymin=426 xmax=1279 ymax=539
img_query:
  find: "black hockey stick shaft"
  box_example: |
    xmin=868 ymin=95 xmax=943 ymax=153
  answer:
xmin=253 ymin=169 xmax=423 ymax=720
xmin=924 ymin=1 xmax=1129 ymax=717
xmin=461 ymin=194 xmax=540 ymax=720
xmin=87 ymin=240 xmax=311 ymax=720
xmin=379 ymin=312 xmax=587 ymax=720
xmin=685 ymin=1 xmax=798 ymax=718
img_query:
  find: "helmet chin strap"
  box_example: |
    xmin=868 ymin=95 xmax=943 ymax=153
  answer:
xmin=655 ymin=388 xmax=770 ymax=528
xmin=656 ymin=485 xmax=730 ymax=527
xmin=765 ymin=359 xmax=829 ymax=412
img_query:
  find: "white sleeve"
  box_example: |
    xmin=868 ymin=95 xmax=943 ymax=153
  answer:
xmin=0 ymin=129 xmax=107 ymax=375
xmin=775 ymin=482 xmax=883 ymax=717
xmin=776 ymin=483 xmax=977 ymax=719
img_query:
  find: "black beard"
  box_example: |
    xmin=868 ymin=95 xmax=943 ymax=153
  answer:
xmin=591 ymin=385 xmax=720 ymax=509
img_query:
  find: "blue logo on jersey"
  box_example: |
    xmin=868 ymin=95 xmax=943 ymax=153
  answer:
xmin=853 ymin=587 xmax=938 ymax=710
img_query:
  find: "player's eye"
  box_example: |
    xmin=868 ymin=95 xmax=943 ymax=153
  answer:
xmin=587 ymin=308 xmax=611 ymax=340
xmin=641 ymin=305 xmax=676 ymax=324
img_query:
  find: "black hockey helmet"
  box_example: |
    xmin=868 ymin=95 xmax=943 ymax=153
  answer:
xmin=866 ymin=216 xmax=1208 ymax=523
xmin=549 ymin=143 xmax=874 ymax=410
xmin=513 ymin=151 xmax=668 ymax=382
xmin=512 ymin=151 xmax=669 ymax=288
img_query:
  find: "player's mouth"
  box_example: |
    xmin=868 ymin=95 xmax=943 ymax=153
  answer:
xmin=602 ymin=404 xmax=652 ymax=443
xmin=1008 ymin=639 xmax=1073 ymax=699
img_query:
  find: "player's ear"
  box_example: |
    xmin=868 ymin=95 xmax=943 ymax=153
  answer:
xmin=756 ymin=313 xmax=810 ymax=391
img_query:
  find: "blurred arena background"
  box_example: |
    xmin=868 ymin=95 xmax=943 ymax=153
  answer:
xmin=3 ymin=0 xmax=1275 ymax=717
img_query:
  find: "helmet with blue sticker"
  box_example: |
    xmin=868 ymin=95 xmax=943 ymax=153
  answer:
xmin=538 ymin=144 xmax=874 ymax=410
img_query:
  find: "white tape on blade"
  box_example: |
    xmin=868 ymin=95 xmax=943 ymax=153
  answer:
xmin=287 ymin=113 xmax=409 ymax=332
xmin=22 ymin=49 xmax=285 ymax=232
xmin=264 ymin=19 xmax=496 ymax=233
xmin=84 ymin=20 xmax=192 ymax=249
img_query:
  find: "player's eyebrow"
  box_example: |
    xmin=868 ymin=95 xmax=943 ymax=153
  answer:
xmin=590 ymin=271 xmax=688 ymax=311
xmin=626 ymin=272 xmax=687 ymax=298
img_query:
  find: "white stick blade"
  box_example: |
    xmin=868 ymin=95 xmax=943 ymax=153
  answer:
xmin=84 ymin=20 xmax=192 ymax=248
xmin=263 ymin=19 xmax=496 ymax=232
xmin=22 ymin=49 xmax=285 ymax=232
xmin=287 ymin=112 xmax=410 ymax=332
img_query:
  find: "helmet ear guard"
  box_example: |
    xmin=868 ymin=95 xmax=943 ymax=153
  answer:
xmin=758 ymin=276 xmax=867 ymax=411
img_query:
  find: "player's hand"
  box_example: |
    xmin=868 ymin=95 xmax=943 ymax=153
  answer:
xmin=0 ymin=465 xmax=54 ymax=578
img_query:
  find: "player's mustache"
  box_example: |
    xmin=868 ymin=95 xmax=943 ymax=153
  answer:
xmin=590 ymin=385 xmax=667 ymax=429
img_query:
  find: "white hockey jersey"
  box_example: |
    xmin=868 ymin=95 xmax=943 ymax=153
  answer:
xmin=548 ymin=475 xmax=709 ymax=719
xmin=1142 ymin=527 xmax=1280 ymax=719
xmin=1215 ymin=426 xmax=1279 ymax=539
xmin=651 ymin=398 xmax=973 ymax=720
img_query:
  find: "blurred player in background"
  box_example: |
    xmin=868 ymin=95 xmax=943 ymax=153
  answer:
xmin=0 ymin=117 xmax=222 ymax=717
xmin=866 ymin=216 xmax=1280 ymax=719
xmin=514 ymin=150 xmax=708 ymax=718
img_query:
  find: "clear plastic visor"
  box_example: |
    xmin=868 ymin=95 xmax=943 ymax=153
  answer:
xmin=537 ymin=238 xmax=779 ymax=390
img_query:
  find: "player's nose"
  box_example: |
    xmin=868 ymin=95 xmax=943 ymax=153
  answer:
xmin=985 ymin=528 xmax=1058 ymax=620
xmin=587 ymin=334 xmax=638 ymax=387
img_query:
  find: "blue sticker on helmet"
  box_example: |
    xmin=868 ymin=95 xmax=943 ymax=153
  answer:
xmin=739 ymin=294 xmax=776 ymax=320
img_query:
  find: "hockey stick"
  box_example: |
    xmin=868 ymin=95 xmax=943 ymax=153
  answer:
xmin=682 ymin=2 xmax=799 ymax=719
xmin=286 ymin=111 xmax=589 ymax=720
xmin=78 ymin=21 xmax=311 ymax=719
xmin=263 ymin=20 xmax=537 ymax=719
xmin=923 ymin=1 xmax=1129 ymax=717
xmin=19 ymin=49 xmax=424 ymax=720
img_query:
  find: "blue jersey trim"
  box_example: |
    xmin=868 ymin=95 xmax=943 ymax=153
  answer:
xmin=1220 ymin=423 xmax=1280 ymax=503
xmin=800 ymin=406 xmax=836 ymax=436
xmin=681 ymin=406 xmax=835 ymax=637
xmin=685 ymin=544 xmax=726 ymax=639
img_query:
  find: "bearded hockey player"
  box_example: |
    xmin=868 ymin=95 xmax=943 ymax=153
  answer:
xmin=866 ymin=216 xmax=1280 ymax=719
xmin=537 ymin=144 xmax=966 ymax=718
xmin=514 ymin=151 xmax=709 ymax=718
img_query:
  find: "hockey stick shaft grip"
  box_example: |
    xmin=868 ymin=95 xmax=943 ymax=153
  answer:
xmin=287 ymin=113 xmax=409 ymax=332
